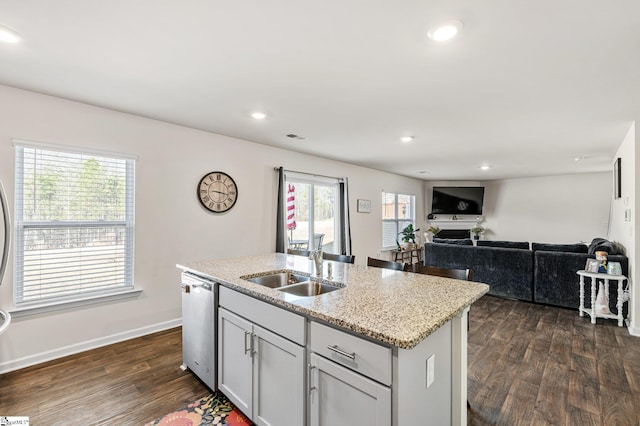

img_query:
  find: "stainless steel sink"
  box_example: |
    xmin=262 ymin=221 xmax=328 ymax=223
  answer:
xmin=244 ymin=272 xmax=310 ymax=288
xmin=242 ymin=271 xmax=343 ymax=297
xmin=278 ymin=281 xmax=341 ymax=297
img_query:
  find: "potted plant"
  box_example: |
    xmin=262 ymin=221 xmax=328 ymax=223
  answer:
xmin=427 ymin=225 xmax=440 ymax=239
xmin=470 ymin=226 xmax=485 ymax=240
xmin=400 ymin=224 xmax=420 ymax=249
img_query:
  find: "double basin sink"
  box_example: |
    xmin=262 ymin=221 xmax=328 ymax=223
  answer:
xmin=242 ymin=271 xmax=342 ymax=297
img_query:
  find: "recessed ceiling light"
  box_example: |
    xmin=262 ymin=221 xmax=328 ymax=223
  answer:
xmin=427 ymin=20 xmax=463 ymax=42
xmin=400 ymin=136 xmax=414 ymax=143
xmin=479 ymin=165 xmax=491 ymax=171
xmin=0 ymin=25 xmax=21 ymax=44
xmin=251 ymin=111 xmax=267 ymax=120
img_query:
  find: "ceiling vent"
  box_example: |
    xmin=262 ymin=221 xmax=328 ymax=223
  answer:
xmin=286 ymin=134 xmax=306 ymax=140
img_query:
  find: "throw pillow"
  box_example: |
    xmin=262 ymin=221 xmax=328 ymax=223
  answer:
xmin=587 ymin=238 xmax=625 ymax=255
xmin=432 ymin=238 xmax=473 ymax=245
xmin=477 ymin=240 xmax=529 ymax=250
xmin=531 ymin=242 xmax=588 ymax=253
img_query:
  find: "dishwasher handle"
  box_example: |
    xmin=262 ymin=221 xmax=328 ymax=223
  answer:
xmin=181 ymin=281 xmax=213 ymax=292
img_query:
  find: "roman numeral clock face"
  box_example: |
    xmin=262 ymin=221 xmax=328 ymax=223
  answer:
xmin=197 ymin=171 xmax=238 ymax=213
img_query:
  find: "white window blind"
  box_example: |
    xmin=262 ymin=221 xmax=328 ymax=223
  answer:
xmin=14 ymin=143 xmax=135 ymax=306
xmin=382 ymin=192 xmax=415 ymax=249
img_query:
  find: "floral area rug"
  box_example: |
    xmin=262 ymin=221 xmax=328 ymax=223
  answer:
xmin=146 ymin=393 xmax=253 ymax=426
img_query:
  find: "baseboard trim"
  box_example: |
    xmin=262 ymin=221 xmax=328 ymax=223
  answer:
xmin=628 ymin=324 xmax=640 ymax=337
xmin=0 ymin=318 xmax=181 ymax=374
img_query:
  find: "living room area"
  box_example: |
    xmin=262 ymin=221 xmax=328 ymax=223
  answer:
xmin=1 ymin=2 xmax=640 ymax=424
xmin=421 ymin=162 xmax=639 ymax=330
xmin=420 ymin=162 xmax=640 ymax=423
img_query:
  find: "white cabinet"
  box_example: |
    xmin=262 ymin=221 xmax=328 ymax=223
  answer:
xmin=310 ymin=321 xmax=392 ymax=385
xmin=218 ymin=308 xmax=253 ymax=415
xmin=309 ymin=321 xmax=392 ymax=426
xmin=218 ymin=287 xmax=306 ymax=426
xmin=309 ymin=352 xmax=391 ymax=426
xmin=252 ymin=324 xmax=305 ymax=426
xmin=216 ymin=286 xmax=465 ymax=426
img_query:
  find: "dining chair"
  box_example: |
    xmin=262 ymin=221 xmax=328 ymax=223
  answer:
xmin=366 ymin=257 xmax=405 ymax=271
xmin=287 ymin=248 xmax=311 ymax=257
xmin=404 ymin=263 xmax=472 ymax=281
xmin=323 ymin=253 xmax=355 ymax=264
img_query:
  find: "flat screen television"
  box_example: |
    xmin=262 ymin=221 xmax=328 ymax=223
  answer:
xmin=431 ymin=186 xmax=484 ymax=215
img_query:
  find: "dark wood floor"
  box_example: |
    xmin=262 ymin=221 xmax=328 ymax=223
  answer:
xmin=468 ymin=296 xmax=640 ymax=426
xmin=0 ymin=328 xmax=209 ymax=425
xmin=1 ymin=296 xmax=639 ymax=425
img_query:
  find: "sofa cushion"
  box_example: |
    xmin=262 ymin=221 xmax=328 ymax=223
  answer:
xmin=531 ymin=242 xmax=588 ymax=253
xmin=587 ymin=238 xmax=625 ymax=255
xmin=424 ymin=243 xmax=533 ymax=301
xmin=432 ymin=238 xmax=473 ymax=245
xmin=533 ymin=252 xmax=628 ymax=310
xmin=477 ymin=240 xmax=529 ymax=250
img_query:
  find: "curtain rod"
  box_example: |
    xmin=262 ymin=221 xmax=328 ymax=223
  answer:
xmin=274 ymin=167 xmax=345 ymax=182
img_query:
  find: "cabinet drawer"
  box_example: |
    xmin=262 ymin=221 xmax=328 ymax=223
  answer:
xmin=310 ymin=321 xmax=392 ymax=386
xmin=219 ymin=286 xmax=306 ymax=345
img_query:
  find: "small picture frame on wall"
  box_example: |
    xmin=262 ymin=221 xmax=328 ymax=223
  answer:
xmin=357 ymin=199 xmax=371 ymax=213
xmin=614 ymin=157 xmax=621 ymax=199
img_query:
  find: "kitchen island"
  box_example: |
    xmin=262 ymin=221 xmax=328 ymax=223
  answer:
xmin=177 ymin=253 xmax=489 ymax=426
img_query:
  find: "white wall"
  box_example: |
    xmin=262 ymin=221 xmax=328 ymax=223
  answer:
xmin=425 ymin=173 xmax=610 ymax=243
xmin=609 ymin=123 xmax=637 ymax=335
xmin=0 ymin=85 xmax=425 ymax=371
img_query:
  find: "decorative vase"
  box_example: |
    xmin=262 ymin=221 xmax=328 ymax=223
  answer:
xmin=595 ymin=281 xmax=610 ymax=315
xmin=607 ymin=262 xmax=622 ymax=275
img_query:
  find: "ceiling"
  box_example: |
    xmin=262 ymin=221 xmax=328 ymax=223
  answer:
xmin=1 ymin=1 xmax=639 ymax=180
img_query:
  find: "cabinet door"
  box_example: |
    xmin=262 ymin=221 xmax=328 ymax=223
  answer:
xmin=309 ymin=353 xmax=391 ymax=426
xmin=218 ymin=308 xmax=253 ymax=416
xmin=252 ymin=325 xmax=306 ymax=426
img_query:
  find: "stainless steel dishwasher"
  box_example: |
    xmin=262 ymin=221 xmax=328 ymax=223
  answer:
xmin=180 ymin=272 xmax=217 ymax=390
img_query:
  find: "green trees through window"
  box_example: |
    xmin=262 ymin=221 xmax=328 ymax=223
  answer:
xmin=15 ymin=144 xmax=135 ymax=304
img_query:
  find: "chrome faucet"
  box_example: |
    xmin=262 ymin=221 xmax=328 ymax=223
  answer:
xmin=309 ymin=250 xmax=323 ymax=277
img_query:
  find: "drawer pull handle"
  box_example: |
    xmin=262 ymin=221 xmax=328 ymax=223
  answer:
xmin=327 ymin=344 xmax=356 ymax=360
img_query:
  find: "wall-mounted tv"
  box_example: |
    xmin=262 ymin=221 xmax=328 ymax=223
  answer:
xmin=431 ymin=186 xmax=484 ymax=215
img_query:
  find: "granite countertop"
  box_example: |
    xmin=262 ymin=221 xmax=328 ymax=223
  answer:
xmin=177 ymin=253 xmax=489 ymax=349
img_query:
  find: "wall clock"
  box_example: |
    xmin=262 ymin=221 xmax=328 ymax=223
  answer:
xmin=197 ymin=171 xmax=238 ymax=213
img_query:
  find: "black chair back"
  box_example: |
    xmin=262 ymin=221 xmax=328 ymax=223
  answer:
xmin=287 ymin=248 xmax=311 ymax=257
xmin=323 ymin=253 xmax=355 ymax=264
xmin=367 ymin=257 xmax=404 ymax=271
xmin=404 ymin=263 xmax=472 ymax=281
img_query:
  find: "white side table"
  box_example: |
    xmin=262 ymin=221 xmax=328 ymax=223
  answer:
xmin=577 ymin=270 xmax=628 ymax=327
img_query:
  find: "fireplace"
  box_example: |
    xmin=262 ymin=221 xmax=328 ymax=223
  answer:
xmin=437 ymin=229 xmax=470 ymax=239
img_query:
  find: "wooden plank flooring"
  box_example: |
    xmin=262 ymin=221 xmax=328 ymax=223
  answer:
xmin=468 ymin=295 xmax=640 ymax=425
xmin=0 ymin=328 xmax=209 ymax=425
xmin=1 ymin=296 xmax=639 ymax=425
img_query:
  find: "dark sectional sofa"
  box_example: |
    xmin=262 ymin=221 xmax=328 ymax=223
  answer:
xmin=423 ymin=239 xmax=628 ymax=311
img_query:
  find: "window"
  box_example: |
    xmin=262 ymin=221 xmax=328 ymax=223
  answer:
xmin=284 ymin=172 xmax=343 ymax=254
xmin=382 ymin=192 xmax=416 ymax=249
xmin=14 ymin=142 xmax=135 ymax=307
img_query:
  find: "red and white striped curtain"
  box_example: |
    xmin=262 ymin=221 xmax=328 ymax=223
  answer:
xmin=287 ymin=184 xmax=296 ymax=230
